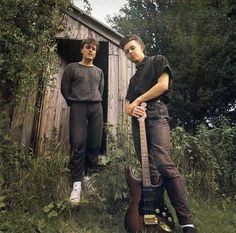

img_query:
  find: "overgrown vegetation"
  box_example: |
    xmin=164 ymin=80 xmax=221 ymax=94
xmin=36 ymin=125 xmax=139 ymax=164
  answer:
xmin=171 ymin=120 xmax=236 ymax=196
xmin=0 ymin=0 xmax=91 ymax=114
xmin=0 ymin=0 xmax=71 ymax=105
xmin=1 ymin=117 xmax=235 ymax=232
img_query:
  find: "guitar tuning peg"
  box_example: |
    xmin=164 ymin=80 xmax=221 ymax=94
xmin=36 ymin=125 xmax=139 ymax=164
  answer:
xmin=168 ymin=217 xmax=172 ymax=222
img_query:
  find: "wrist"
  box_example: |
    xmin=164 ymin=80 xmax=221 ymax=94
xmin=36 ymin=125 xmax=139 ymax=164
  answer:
xmin=135 ymin=97 xmax=142 ymax=105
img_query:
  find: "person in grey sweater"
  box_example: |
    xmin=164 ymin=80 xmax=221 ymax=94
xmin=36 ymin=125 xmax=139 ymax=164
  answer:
xmin=61 ymin=37 xmax=104 ymax=205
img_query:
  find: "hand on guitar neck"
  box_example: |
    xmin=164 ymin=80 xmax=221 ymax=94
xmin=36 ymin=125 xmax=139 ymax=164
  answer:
xmin=131 ymin=102 xmax=147 ymax=118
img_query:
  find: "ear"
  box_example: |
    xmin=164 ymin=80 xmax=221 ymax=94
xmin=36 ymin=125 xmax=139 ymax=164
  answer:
xmin=141 ymin=44 xmax=144 ymax=52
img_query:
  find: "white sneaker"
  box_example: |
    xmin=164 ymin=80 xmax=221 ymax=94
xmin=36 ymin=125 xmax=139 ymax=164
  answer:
xmin=69 ymin=181 xmax=81 ymax=205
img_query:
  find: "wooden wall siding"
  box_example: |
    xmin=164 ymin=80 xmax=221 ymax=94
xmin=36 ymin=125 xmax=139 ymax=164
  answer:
xmin=54 ymin=58 xmax=70 ymax=152
xmin=10 ymin=91 xmax=37 ymax=149
xmin=107 ymin=43 xmax=119 ymax=128
xmin=118 ymin=49 xmax=127 ymax=116
xmin=55 ymin=15 xmax=107 ymax=42
xmin=118 ymin=49 xmax=136 ymax=118
xmin=35 ymin=58 xmax=70 ymax=155
xmin=107 ymin=43 xmax=136 ymax=131
xmin=57 ymin=58 xmax=70 ymax=152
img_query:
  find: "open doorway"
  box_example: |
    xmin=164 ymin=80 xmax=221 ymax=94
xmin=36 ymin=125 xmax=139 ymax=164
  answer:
xmin=57 ymin=39 xmax=108 ymax=153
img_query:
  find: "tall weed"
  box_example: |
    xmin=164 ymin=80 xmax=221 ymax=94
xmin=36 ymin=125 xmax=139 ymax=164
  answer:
xmin=90 ymin=119 xmax=140 ymax=214
xmin=171 ymin=120 xmax=236 ymax=196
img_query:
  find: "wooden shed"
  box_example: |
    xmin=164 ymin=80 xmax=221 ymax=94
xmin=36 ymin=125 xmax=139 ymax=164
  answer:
xmin=10 ymin=5 xmax=135 ymax=155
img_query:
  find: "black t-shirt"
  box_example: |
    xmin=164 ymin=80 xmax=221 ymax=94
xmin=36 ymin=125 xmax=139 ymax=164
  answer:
xmin=126 ymin=55 xmax=173 ymax=103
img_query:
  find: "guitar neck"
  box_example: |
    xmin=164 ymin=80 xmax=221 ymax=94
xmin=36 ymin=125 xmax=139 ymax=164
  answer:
xmin=139 ymin=120 xmax=152 ymax=187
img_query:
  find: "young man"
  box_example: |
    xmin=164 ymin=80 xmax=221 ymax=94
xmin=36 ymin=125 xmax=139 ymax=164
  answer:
xmin=120 ymin=34 xmax=196 ymax=233
xmin=61 ymin=37 xmax=104 ymax=205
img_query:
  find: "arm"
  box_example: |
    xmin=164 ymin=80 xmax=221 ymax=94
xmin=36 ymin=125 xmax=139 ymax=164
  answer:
xmin=126 ymin=72 xmax=169 ymax=117
xmin=99 ymin=71 xmax=104 ymax=96
xmin=61 ymin=66 xmax=71 ymax=105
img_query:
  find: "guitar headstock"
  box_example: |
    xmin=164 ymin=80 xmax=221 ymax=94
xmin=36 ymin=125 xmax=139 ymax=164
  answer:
xmin=137 ymin=102 xmax=147 ymax=122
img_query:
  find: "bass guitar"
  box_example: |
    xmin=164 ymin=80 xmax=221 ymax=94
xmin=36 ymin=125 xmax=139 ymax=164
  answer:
xmin=124 ymin=103 xmax=175 ymax=233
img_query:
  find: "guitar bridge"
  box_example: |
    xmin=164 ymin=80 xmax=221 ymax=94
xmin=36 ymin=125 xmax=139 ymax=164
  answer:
xmin=144 ymin=214 xmax=158 ymax=225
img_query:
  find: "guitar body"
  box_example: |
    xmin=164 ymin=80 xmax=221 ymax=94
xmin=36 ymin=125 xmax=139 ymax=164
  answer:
xmin=124 ymin=167 xmax=143 ymax=232
xmin=125 ymin=167 xmax=174 ymax=233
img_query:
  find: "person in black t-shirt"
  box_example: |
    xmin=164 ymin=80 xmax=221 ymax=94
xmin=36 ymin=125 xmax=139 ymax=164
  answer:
xmin=61 ymin=37 xmax=104 ymax=205
xmin=120 ymin=34 xmax=196 ymax=233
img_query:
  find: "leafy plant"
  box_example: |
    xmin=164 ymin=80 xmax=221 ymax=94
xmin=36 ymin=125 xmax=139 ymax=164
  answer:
xmin=171 ymin=120 xmax=236 ymax=196
xmin=43 ymin=200 xmax=68 ymax=219
xmin=90 ymin=118 xmax=140 ymax=213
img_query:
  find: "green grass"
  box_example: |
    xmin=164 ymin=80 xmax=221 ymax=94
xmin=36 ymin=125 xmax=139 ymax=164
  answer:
xmin=61 ymin=193 xmax=236 ymax=233
xmin=2 ymin=182 xmax=235 ymax=233
xmin=190 ymin=196 xmax=236 ymax=233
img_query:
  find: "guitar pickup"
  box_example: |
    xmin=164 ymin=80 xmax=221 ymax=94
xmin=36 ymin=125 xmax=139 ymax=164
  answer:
xmin=144 ymin=214 xmax=158 ymax=225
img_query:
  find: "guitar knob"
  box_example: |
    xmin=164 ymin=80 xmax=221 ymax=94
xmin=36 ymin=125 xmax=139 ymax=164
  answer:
xmin=168 ymin=217 xmax=173 ymax=222
xmin=162 ymin=212 xmax=167 ymax=217
xmin=155 ymin=209 xmax=160 ymax=214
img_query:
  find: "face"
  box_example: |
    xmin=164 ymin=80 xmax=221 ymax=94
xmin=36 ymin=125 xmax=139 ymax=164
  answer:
xmin=81 ymin=43 xmax=97 ymax=60
xmin=123 ymin=40 xmax=145 ymax=64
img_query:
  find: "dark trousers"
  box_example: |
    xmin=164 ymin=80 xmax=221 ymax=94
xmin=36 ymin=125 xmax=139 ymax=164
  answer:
xmin=131 ymin=100 xmax=193 ymax=225
xmin=69 ymin=102 xmax=103 ymax=182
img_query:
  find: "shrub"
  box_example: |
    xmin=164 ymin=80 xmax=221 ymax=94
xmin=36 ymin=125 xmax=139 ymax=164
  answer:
xmin=91 ymin=118 xmax=140 ymax=214
xmin=171 ymin=120 xmax=236 ymax=196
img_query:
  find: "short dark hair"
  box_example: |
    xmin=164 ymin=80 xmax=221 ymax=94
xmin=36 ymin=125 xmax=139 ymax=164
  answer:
xmin=81 ymin=37 xmax=100 ymax=51
xmin=119 ymin=34 xmax=145 ymax=51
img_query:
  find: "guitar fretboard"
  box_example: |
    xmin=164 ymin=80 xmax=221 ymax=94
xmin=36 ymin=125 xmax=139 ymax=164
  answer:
xmin=139 ymin=119 xmax=152 ymax=187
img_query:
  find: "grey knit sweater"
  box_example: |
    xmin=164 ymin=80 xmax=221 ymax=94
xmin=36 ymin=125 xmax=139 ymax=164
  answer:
xmin=61 ymin=63 xmax=104 ymax=106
